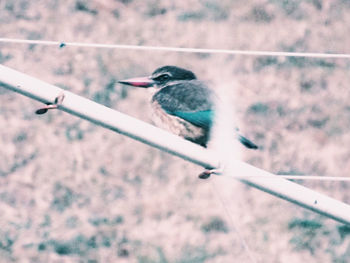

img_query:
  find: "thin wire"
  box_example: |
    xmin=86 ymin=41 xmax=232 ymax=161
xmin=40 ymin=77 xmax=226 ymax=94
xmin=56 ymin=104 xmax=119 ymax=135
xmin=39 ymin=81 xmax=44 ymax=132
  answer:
xmin=1 ymin=38 xmax=350 ymax=58
xmin=222 ymin=174 xmax=350 ymax=181
xmin=210 ymin=180 xmax=257 ymax=263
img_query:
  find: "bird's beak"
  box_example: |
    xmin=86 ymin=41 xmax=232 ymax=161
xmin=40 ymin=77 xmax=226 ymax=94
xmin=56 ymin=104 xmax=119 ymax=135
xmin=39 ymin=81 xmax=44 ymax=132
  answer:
xmin=118 ymin=77 xmax=155 ymax=88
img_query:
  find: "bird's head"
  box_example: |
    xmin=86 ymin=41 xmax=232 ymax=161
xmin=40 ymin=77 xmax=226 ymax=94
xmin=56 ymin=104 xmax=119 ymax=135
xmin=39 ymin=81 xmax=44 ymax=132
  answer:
xmin=118 ymin=65 xmax=196 ymax=89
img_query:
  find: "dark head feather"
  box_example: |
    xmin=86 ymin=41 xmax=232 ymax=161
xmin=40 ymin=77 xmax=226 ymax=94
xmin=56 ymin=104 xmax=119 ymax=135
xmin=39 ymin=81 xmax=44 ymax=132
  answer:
xmin=151 ymin=66 xmax=196 ymax=86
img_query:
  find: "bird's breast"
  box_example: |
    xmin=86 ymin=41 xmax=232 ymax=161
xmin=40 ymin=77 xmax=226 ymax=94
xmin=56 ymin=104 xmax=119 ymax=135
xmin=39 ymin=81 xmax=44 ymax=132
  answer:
xmin=150 ymin=100 xmax=208 ymax=145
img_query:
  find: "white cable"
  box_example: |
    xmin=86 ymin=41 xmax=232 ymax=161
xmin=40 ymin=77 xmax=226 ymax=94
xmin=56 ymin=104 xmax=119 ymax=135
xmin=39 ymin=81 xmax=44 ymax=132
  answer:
xmin=1 ymin=38 xmax=350 ymax=58
xmin=2 ymin=64 xmax=350 ymax=224
xmin=223 ymin=174 xmax=350 ymax=181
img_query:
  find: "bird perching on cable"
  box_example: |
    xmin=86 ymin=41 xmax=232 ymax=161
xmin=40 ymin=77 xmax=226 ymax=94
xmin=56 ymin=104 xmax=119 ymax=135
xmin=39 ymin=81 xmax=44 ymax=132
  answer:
xmin=118 ymin=66 xmax=258 ymax=177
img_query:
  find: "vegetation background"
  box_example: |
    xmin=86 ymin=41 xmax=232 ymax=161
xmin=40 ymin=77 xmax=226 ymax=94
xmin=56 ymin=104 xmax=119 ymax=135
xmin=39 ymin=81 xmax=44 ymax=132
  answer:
xmin=1 ymin=0 xmax=350 ymax=262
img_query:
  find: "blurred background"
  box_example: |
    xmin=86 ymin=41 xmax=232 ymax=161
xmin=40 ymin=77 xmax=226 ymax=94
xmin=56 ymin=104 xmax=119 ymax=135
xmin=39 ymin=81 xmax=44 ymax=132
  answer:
xmin=1 ymin=0 xmax=350 ymax=262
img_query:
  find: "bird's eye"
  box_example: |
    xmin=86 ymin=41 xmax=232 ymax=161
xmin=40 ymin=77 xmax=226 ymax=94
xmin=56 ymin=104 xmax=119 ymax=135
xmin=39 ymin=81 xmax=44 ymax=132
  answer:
xmin=154 ymin=74 xmax=170 ymax=82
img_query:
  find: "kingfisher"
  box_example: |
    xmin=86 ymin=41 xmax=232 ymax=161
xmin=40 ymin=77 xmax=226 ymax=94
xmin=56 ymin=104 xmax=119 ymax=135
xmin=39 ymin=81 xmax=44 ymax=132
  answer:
xmin=118 ymin=65 xmax=258 ymax=150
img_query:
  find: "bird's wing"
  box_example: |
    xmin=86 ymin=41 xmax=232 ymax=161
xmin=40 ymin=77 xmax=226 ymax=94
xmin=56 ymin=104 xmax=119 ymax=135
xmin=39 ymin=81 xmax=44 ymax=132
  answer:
xmin=172 ymin=110 xmax=214 ymax=129
xmin=152 ymin=80 xmax=214 ymax=129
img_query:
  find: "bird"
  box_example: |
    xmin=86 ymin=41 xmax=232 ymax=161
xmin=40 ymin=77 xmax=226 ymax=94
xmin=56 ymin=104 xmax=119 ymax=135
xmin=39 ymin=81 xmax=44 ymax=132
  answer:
xmin=118 ymin=65 xmax=258 ymax=150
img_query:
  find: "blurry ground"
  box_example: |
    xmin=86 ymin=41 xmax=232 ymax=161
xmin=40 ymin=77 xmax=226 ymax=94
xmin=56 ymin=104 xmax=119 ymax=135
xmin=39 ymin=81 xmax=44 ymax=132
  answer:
xmin=1 ymin=0 xmax=350 ymax=262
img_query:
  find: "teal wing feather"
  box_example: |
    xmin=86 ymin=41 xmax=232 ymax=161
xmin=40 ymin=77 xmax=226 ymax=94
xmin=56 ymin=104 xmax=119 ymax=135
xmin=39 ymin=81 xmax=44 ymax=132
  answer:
xmin=168 ymin=109 xmax=259 ymax=149
xmin=170 ymin=110 xmax=214 ymax=129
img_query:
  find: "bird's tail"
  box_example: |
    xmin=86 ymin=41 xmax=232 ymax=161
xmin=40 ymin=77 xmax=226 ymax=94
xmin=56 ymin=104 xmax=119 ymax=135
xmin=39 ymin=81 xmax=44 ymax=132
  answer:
xmin=237 ymin=134 xmax=258 ymax=149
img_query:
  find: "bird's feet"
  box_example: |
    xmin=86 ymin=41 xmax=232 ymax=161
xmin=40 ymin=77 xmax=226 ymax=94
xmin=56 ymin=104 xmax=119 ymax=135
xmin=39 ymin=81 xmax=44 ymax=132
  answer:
xmin=36 ymin=91 xmax=65 ymax=115
xmin=198 ymin=167 xmax=224 ymax=179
